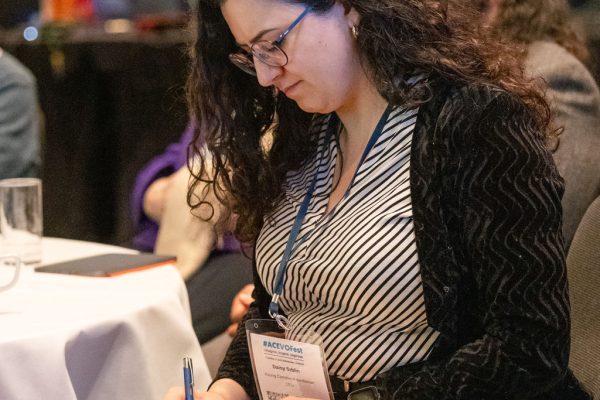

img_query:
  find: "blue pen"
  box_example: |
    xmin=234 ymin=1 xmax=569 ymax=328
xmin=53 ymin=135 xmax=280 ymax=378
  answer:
xmin=183 ymin=357 xmax=194 ymax=400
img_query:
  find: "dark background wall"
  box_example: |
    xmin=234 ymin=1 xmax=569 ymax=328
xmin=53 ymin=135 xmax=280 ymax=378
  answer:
xmin=0 ymin=29 xmax=190 ymax=246
xmin=0 ymin=0 xmax=38 ymax=28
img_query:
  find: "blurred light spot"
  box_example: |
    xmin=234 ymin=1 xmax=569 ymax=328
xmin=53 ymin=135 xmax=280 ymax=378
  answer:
xmin=104 ymin=19 xmax=133 ymax=34
xmin=23 ymin=27 xmax=39 ymax=42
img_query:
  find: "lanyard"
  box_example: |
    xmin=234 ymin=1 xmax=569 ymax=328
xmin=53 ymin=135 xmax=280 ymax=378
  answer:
xmin=269 ymin=105 xmax=393 ymax=322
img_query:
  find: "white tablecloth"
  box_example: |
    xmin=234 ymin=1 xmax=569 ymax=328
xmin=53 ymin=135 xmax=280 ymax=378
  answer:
xmin=0 ymin=238 xmax=211 ymax=400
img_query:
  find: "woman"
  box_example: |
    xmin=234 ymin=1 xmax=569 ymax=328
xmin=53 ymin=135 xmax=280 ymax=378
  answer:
xmin=171 ymin=0 xmax=590 ymax=399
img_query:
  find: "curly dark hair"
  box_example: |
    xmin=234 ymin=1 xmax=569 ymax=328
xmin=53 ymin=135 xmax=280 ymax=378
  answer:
xmin=472 ymin=0 xmax=590 ymax=66
xmin=187 ymin=0 xmax=553 ymax=244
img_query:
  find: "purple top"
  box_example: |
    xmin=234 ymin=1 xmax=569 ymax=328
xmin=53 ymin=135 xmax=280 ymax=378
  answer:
xmin=130 ymin=122 xmax=239 ymax=253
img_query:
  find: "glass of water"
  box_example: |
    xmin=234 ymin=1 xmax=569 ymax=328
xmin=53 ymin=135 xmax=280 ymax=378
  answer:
xmin=0 ymin=178 xmax=43 ymax=264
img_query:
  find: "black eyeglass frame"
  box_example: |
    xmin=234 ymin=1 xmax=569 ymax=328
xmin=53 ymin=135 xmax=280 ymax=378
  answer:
xmin=228 ymin=6 xmax=313 ymax=75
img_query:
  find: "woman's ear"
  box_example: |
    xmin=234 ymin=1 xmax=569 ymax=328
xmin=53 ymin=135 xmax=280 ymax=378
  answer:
xmin=336 ymin=1 xmax=360 ymax=31
xmin=344 ymin=5 xmax=360 ymax=28
xmin=340 ymin=0 xmax=352 ymax=14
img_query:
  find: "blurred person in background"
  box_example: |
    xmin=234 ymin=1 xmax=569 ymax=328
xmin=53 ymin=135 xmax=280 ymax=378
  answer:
xmin=473 ymin=0 xmax=600 ymax=247
xmin=131 ymin=123 xmax=196 ymax=253
xmin=131 ymin=122 xmax=252 ymax=344
xmin=0 ymin=48 xmax=40 ymax=179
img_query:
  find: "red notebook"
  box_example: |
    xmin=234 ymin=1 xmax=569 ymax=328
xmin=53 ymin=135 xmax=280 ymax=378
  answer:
xmin=37 ymin=253 xmax=177 ymax=277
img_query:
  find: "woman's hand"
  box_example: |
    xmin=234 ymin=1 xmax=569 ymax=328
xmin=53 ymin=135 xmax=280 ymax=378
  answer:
xmin=163 ymin=387 xmax=232 ymax=400
xmin=162 ymin=387 xmax=205 ymax=400
xmin=163 ymin=379 xmax=250 ymax=400
xmin=227 ymin=284 xmax=255 ymax=336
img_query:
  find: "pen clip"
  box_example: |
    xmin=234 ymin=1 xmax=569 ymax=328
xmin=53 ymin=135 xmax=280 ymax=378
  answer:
xmin=183 ymin=357 xmax=194 ymax=387
xmin=190 ymin=358 xmax=194 ymax=387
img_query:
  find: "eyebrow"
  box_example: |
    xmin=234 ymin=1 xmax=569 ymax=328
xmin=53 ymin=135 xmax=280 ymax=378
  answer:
xmin=236 ymin=28 xmax=279 ymax=48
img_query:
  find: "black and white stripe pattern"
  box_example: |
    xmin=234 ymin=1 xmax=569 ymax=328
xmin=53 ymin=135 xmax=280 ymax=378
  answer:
xmin=256 ymin=106 xmax=439 ymax=382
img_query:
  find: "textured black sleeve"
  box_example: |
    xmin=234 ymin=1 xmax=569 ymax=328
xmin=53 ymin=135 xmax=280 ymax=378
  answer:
xmin=390 ymin=90 xmax=571 ymax=399
xmin=212 ymin=259 xmax=271 ymax=399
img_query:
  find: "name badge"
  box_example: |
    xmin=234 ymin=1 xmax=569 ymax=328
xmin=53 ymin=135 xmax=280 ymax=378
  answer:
xmin=246 ymin=319 xmax=333 ymax=400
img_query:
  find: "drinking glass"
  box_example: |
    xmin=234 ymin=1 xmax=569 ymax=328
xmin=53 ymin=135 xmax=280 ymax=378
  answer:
xmin=0 ymin=178 xmax=43 ymax=264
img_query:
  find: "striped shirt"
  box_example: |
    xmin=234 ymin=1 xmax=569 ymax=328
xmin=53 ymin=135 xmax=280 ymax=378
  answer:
xmin=255 ymin=105 xmax=439 ymax=382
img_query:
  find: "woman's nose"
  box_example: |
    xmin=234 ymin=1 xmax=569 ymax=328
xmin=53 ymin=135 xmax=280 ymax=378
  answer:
xmin=254 ymin=60 xmax=283 ymax=87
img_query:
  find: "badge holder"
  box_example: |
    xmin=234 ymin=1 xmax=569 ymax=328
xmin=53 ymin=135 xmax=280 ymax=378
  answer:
xmin=246 ymin=318 xmax=334 ymax=400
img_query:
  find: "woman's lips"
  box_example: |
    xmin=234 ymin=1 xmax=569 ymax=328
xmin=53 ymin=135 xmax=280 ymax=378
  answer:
xmin=282 ymin=81 xmax=301 ymax=96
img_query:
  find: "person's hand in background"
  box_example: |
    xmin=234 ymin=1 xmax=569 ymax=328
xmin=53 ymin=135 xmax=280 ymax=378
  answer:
xmin=143 ymin=175 xmax=174 ymax=222
xmin=227 ymin=284 xmax=254 ymax=336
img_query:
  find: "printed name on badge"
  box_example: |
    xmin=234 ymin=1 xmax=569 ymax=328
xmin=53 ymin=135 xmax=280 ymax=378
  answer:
xmin=248 ymin=332 xmax=333 ymax=400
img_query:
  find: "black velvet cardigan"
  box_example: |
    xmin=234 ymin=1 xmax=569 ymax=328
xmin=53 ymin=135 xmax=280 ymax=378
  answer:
xmin=214 ymin=81 xmax=591 ymax=400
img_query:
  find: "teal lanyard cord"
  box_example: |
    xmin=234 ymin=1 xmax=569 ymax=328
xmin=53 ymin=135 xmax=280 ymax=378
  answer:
xmin=269 ymin=105 xmax=393 ymax=320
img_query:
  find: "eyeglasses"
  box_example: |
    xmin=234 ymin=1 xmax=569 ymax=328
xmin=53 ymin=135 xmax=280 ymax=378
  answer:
xmin=228 ymin=6 xmax=312 ymax=76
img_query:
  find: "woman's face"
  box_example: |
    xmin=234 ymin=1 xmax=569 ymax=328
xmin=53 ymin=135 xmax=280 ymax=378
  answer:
xmin=221 ymin=0 xmax=363 ymax=114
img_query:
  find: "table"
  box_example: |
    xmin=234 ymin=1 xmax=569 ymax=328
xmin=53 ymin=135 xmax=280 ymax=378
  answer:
xmin=0 ymin=237 xmax=211 ymax=400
